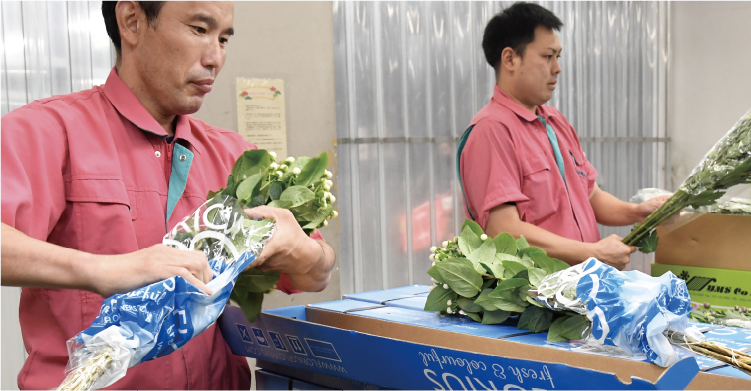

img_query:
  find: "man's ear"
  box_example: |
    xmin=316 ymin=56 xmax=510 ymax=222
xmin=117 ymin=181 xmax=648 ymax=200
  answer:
xmin=500 ymin=47 xmax=520 ymax=73
xmin=116 ymin=1 xmax=142 ymax=49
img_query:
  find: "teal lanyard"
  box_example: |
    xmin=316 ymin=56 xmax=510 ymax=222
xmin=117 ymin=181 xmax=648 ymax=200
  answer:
xmin=538 ymin=116 xmax=566 ymax=185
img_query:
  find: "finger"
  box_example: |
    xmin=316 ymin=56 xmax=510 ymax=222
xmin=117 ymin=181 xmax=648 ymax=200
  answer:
xmin=628 ymin=246 xmax=637 ymax=254
xmin=244 ymin=205 xmax=279 ymax=221
xmin=176 ymin=268 xmax=214 ymax=295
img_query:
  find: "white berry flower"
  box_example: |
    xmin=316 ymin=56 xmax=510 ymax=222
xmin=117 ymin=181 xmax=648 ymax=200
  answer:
xmin=330 ymin=195 xmax=336 ymax=204
xmin=326 ymin=180 xmax=333 ymax=187
xmin=446 ymin=308 xmax=453 ymax=314
xmin=443 ymin=284 xmax=449 ymax=290
xmin=333 ymin=210 xmax=339 ymax=218
xmin=480 ymin=234 xmax=488 ymax=241
xmin=293 ymin=167 xmax=301 ymax=175
xmin=430 ymin=246 xmax=437 ymax=253
xmin=324 ymin=183 xmax=331 ymax=191
xmin=429 ymin=254 xmax=435 ymax=261
xmin=323 ymin=220 xmax=328 ymax=227
xmin=280 ymin=164 xmax=288 ymax=170
xmin=459 ymin=310 xmax=466 ymax=315
xmin=442 ymin=241 xmax=449 ymax=248
xmin=269 ymin=151 xmax=277 ymax=159
xmin=446 ymin=300 xmax=452 ymax=306
xmin=276 ymin=171 xmax=283 ymax=177
xmin=285 ymin=156 xmax=295 ymax=163
xmin=325 ymin=170 xmax=333 ymax=178
xmin=435 ymin=311 xmax=441 ymax=315
xmin=430 ymin=286 xmax=435 ymax=291
xmin=431 ymin=262 xmax=435 ymax=267
xmin=431 ymin=278 xmax=438 ymax=284
xmin=270 ymin=162 xmax=279 ymax=169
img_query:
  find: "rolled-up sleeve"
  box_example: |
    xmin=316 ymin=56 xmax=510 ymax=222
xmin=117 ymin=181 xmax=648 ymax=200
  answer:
xmin=1 ymin=105 xmax=68 ymax=241
xmin=460 ymin=119 xmax=528 ymax=230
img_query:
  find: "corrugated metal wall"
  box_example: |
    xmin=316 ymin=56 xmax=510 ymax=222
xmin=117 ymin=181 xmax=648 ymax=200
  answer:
xmin=334 ymin=1 xmax=669 ymax=294
xmin=1 ymin=2 xmax=114 ymax=389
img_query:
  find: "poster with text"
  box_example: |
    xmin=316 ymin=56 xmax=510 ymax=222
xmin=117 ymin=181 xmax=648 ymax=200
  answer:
xmin=236 ymin=78 xmax=287 ymax=158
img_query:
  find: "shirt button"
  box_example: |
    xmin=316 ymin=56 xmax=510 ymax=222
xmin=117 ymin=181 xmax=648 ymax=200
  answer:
xmin=180 ymin=155 xmax=187 ymax=161
xmin=155 ymin=151 xmax=161 ymax=158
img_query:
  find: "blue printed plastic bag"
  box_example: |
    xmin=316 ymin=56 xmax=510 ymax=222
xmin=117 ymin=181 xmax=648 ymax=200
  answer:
xmin=58 ymin=195 xmax=274 ymax=390
xmin=535 ymin=258 xmax=693 ymax=367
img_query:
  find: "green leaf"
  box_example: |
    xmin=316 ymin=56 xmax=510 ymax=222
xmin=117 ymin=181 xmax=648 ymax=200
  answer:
xmin=637 ymin=230 xmax=659 ymax=254
xmin=482 ymin=309 xmax=511 ymax=325
xmin=267 ymin=200 xmax=293 ymax=209
xmin=301 ymin=205 xmax=333 ymax=229
xmin=236 ymin=173 xmax=264 ymax=202
xmin=528 ymin=267 xmax=548 ymax=288
xmin=495 ymin=253 xmax=523 ymax=263
xmin=518 ymin=306 xmax=553 ymax=333
xmin=534 ymin=255 xmax=557 ymax=274
xmin=489 ymin=278 xmax=529 ymax=300
xmin=424 ymin=286 xmax=457 ymax=311
xmin=436 ymin=258 xmax=483 ymax=297
xmin=547 ymin=317 xmax=571 ymax=342
xmin=526 ymin=295 xmax=544 ymax=307
xmin=231 ymin=290 xmax=265 ymax=323
xmin=474 ymin=289 xmax=497 ymax=311
xmin=248 ymin=195 xmax=267 ymax=208
xmin=467 ymin=238 xmax=496 ymax=266
xmin=428 ymin=265 xmax=446 ymax=285
xmin=480 ymin=261 xmax=505 ymax=279
xmin=232 ymin=149 xmax=273 ymax=183
xmin=481 ymin=278 xmax=495 ymax=290
xmin=457 ymin=297 xmax=483 ymax=313
xmin=467 ymin=313 xmax=482 ymax=323
xmin=458 ymin=226 xmax=483 ymax=255
xmin=280 ymin=186 xmax=316 ymax=208
xmin=551 ymin=259 xmax=571 ymax=273
xmin=461 ymin=219 xmax=486 ymax=240
xmin=502 ymin=260 xmax=529 ymax=279
xmin=288 ymin=156 xmax=311 ymax=173
xmin=519 ymin=254 xmax=534 ymax=268
xmin=493 ymin=233 xmax=517 ymax=255
xmin=518 ymin=247 xmax=546 ymax=260
xmin=487 ymin=297 xmax=527 ymax=313
xmin=687 ymin=191 xmax=725 ymax=209
xmin=295 ymin=151 xmax=329 ymax=187
xmin=269 ymin=181 xmax=284 ymax=201
xmin=517 ymin=235 xmax=530 ymax=250
xmin=560 ymin=315 xmax=591 ymax=340
xmin=235 ymin=269 xmax=280 ymax=293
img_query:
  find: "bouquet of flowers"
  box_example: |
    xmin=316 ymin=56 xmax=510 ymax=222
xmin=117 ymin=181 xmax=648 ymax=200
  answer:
xmin=426 ymin=219 xmax=751 ymax=372
xmin=57 ymin=149 xmax=337 ymax=390
xmin=622 ymin=109 xmax=751 ymax=253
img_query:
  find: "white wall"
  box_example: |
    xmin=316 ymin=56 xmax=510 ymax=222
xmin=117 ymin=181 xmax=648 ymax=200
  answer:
xmin=668 ymin=1 xmax=751 ymax=198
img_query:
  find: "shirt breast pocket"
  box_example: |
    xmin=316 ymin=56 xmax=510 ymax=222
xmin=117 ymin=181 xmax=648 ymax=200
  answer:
xmin=569 ymin=150 xmax=591 ymax=193
xmin=64 ymin=178 xmax=139 ymax=254
xmin=520 ymin=152 xmax=556 ymax=224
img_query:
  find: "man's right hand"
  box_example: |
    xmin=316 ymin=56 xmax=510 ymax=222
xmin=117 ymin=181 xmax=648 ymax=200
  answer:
xmin=591 ymin=234 xmax=636 ymax=270
xmin=91 ymin=245 xmax=214 ymax=298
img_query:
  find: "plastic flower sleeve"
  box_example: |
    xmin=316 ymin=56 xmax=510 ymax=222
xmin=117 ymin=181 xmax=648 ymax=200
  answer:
xmin=534 ymin=258 xmax=692 ymax=367
xmin=57 ymin=194 xmax=274 ymax=390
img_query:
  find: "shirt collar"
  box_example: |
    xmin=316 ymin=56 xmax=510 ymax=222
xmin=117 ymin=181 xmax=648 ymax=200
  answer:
xmin=491 ymin=85 xmax=558 ymax=122
xmin=103 ymin=67 xmax=202 ymax=155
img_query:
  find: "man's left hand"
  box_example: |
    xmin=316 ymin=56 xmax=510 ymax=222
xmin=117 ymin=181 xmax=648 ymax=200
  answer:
xmin=634 ymin=195 xmax=671 ymax=222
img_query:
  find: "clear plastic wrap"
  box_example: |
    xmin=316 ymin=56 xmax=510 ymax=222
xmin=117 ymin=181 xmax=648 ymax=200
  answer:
xmin=57 ymin=195 xmax=274 ymax=390
xmin=535 ymin=258 xmax=692 ymax=367
xmin=629 ymin=188 xmax=673 ymax=204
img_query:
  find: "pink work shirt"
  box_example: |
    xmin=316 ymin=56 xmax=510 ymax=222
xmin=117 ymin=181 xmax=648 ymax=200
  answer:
xmin=460 ymin=86 xmax=601 ymax=245
xmin=1 ymin=68 xmax=312 ymax=389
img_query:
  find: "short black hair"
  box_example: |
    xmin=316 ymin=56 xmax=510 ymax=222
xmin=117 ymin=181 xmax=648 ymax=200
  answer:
xmin=482 ymin=2 xmax=563 ymax=72
xmin=102 ymin=1 xmax=166 ymax=53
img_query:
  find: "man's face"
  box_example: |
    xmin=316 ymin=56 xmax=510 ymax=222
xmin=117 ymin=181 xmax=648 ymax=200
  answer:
xmin=512 ymin=26 xmax=562 ymax=108
xmin=134 ymin=1 xmax=234 ymax=116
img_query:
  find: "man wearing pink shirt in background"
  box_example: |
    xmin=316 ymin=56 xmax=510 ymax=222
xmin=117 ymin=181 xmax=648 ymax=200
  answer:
xmin=1 ymin=1 xmax=334 ymax=389
xmin=458 ymin=2 xmax=667 ymax=270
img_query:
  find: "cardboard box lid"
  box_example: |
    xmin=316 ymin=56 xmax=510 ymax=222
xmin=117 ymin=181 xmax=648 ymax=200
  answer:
xmin=656 ymin=214 xmax=751 ymax=271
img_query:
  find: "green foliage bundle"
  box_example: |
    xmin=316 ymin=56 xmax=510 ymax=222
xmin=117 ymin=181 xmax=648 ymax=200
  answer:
xmin=424 ymin=219 xmax=590 ymax=342
xmin=623 ymin=109 xmax=751 ymax=253
xmin=207 ymin=149 xmax=337 ymax=322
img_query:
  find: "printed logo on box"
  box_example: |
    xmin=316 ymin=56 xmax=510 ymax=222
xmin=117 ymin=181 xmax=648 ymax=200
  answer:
xmin=236 ymin=324 xmax=254 ymax=344
xmin=268 ymin=331 xmax=287 ymax=351
xmin=251 ymin=327 xmax=269 ymax=347
xmin=305 ymin=338 xmax=342 ymax=362
xmin=285 ymin=334 xmax=307 ymax=356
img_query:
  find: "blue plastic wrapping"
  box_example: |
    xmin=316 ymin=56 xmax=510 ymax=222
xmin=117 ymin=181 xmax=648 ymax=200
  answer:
xmin=535 ymin=258 xmax=692 ymax=367
xmin=58 ymin=195 xmax=274 ymax=390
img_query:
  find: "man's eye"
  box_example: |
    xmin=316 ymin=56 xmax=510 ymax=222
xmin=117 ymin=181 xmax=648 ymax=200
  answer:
xmin=194 ymin=26 xmax=207 ymax=34
xmin=219 ymin=37 xmax=229 ymax=45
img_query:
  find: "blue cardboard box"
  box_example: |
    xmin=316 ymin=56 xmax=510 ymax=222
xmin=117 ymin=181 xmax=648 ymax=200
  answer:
xmin=220 ymin=286 xmax=751 ymax=389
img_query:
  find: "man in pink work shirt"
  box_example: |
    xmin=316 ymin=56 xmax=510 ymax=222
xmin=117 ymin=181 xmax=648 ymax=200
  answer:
xmin=458 ymin=2 xmax=667 ymax=270
xmin=1 ymin=2 xmax=334 ymax=389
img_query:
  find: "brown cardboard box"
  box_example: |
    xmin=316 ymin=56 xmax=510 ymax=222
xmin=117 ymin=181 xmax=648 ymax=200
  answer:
xmin=655 ymin=214 xmax=751 ymax=271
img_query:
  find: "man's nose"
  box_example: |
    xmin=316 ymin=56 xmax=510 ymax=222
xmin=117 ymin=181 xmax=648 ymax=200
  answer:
xmin=202 ymin=40 xmax=224 ymax=70
xmin=552 ymin=56 xmax=562 ymax=75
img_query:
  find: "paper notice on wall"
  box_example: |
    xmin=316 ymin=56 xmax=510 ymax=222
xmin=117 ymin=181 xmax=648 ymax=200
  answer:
xmin=236 ymin=78 xmax=287 ymax=159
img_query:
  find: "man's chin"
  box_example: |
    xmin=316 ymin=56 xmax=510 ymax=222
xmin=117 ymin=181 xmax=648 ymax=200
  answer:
xmin=177 ymin=98 xmax=204 ymax=115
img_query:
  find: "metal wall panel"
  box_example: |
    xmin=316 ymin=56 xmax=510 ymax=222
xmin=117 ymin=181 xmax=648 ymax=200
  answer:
xmin=334 ymin=1 xmax=669 ymax=293
xmin=1 ymin=2 xmax=114 ymax=388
